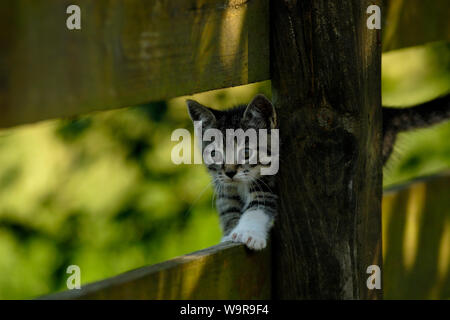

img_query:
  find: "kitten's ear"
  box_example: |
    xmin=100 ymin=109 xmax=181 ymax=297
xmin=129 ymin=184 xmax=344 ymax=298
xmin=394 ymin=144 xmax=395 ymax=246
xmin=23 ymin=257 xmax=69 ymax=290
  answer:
xmin=186 ymin=99 xmax=216 ymax=126
xmin=243 ymin=94 xmax=277 ymax=128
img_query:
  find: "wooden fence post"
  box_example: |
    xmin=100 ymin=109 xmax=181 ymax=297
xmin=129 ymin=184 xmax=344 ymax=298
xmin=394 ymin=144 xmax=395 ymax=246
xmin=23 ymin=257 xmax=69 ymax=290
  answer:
xmin=270 ymin=0 xmax=383 ymax=299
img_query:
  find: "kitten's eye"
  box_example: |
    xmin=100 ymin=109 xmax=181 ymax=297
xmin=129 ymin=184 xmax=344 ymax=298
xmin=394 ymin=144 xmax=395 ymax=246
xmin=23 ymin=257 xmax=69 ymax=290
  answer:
xmin=238 ymin=147 xmax=254 ymax=163
xmin=211 ymin=150 xmax=223 ymax=163
xmin=244 ymin=148 xmax=251 ymax=160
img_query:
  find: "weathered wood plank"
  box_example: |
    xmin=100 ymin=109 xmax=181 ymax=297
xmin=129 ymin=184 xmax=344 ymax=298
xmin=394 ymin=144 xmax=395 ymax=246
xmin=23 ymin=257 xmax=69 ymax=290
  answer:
xmin=270 ymin=0 xmax=383 ymax=299
xmin=38 ymin=172 xmax=449 ymax=300
xmin=0 ymin=0 xmax=269 ymax=128
xmin=383 ymin=0 xmax=450 ymax=52
xmin=40 ymin=242 xmax=271 ymax=299
xmin=382 ymin=172 xmax=450 ymax=299
xmin=0 ymin=0 xmax=446 ymax=129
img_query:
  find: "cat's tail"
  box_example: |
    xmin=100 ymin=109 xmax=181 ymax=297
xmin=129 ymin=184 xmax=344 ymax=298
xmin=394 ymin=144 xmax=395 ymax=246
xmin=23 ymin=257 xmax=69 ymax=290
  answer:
xmin=382 ymin=93 xmax=450 ymax=163
xmin=383 ymin=93 xmax=450 ymax=132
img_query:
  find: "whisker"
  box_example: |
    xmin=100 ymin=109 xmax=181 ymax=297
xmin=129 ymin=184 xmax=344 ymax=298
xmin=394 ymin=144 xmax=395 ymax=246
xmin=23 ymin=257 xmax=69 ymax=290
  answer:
xmin=211 ymin=177 xmax=222 ymax=209
xmin=248 ymin=175 xmax=264 ymax=212
xmin=256 ymin=177 xmax=274 ymax=194
xmin=184 ymin=180 xmax=214 ymax=217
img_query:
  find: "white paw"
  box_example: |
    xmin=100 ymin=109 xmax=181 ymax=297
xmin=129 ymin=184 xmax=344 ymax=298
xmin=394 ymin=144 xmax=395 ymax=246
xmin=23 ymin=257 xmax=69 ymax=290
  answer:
xmin=229 ymin=227 xmax=267 ymax=250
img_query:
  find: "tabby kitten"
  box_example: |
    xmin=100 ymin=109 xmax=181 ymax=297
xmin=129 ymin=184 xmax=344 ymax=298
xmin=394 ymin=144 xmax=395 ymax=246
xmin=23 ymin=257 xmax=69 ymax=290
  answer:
xmin=187 ymin=93 xmax=450 ymax=250
xmin=187 ymin=94 xmax=277 ymax=250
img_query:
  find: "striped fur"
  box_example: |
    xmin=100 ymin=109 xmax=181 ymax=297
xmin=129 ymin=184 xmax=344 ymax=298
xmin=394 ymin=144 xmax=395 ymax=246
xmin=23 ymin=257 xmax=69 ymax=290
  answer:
xmin=187 ymin=94 xmax=278 ymax=250
xmin=382 ymin=93 xmax=450 ymax=163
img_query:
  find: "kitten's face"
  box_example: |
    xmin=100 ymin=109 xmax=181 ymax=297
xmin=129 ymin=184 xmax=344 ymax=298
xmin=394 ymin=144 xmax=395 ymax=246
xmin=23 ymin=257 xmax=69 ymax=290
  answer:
xmin=187 ymin=94 xmax=277 ymax=187
xmin=206 ymin=141 xmax=261 ymax=185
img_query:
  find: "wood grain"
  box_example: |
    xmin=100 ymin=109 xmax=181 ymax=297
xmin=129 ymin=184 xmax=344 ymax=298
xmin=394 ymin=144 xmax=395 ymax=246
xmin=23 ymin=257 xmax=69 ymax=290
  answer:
xmin=383 ymin=0 xmax=450 ymax=52
xmin=382 ymin=172 xmax=450 ymax=299
xmin=1 ymin=0 xmax=447 ymax=128
xmin=270 ymin=0 xmax=383 ymax=299
xmin=40 ymin=242 xmax=271 ymax=299
xmin=0 ymin=0 xmax=269 ymax=128
xmin=38 ymin=173 xmax=449 ymax=299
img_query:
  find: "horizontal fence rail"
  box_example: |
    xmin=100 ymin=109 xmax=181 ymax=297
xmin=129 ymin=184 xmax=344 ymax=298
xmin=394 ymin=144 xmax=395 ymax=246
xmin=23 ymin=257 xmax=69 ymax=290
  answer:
xmin=41 ymin=242 xmax=271 ymax=300
xmin=382 ymin=172 xmax=450 ymax=299
xmin=1 ymin=0 xmax=449 ymax=128
xmin=382 ymin=0 xmax=450 ymax=52
xmin=41 ymin=172 xmax=449 ymax=299
xmin=0 ymin=0 xmax=270 ymax=128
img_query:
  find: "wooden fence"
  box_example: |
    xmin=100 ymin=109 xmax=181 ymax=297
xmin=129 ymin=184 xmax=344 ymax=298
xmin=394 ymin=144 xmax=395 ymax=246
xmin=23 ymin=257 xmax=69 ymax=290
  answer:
xmin=40 ymin=172 xmax=450 ymax=299
xmin=0 ymin=0 xmax=449 ymax=299
xmin=1 ymin=0 xmax=448 ymax=128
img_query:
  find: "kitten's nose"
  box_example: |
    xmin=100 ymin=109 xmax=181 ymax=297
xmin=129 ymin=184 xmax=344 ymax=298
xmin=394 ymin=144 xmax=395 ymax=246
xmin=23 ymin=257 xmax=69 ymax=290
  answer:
xmin=225 ymin=170 xmax=236 ymax=179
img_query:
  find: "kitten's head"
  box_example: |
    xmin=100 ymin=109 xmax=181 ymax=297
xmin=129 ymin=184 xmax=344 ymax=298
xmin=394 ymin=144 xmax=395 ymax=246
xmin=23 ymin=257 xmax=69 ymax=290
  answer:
xmin=186 ymin=94 xmax=277 ymax=185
